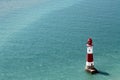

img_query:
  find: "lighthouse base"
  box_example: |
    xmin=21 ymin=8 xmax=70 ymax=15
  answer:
xmin=85 ymin=66 xmax=98 ymax=74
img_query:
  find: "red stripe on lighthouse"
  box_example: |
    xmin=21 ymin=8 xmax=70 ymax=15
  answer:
xmin=86 ymin=54 xmax=93 ymax=62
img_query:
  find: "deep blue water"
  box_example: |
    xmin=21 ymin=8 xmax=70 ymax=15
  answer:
xmin=0 ymin=0 xmax=120 ymax=80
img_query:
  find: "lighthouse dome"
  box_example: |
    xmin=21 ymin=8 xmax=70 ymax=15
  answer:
xmin=87 ymin=38 xmax=93 ymax=46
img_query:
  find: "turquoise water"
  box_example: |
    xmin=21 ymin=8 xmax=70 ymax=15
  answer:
xmin=0 ymin=0 xmax=120 ymax=80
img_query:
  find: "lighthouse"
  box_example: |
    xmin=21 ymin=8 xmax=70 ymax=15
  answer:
xmin=85 ymin=38 xmax=98 ymax=74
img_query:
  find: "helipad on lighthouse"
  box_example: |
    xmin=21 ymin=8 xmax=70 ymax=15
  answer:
xmin=85 ymin=38 xmax=98 ymax=74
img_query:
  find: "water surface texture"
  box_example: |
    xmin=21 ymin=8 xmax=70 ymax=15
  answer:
xmin=0 ymin=0 xmax=120 ymax=80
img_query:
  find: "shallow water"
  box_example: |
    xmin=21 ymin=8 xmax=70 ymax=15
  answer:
xmin=0 ymin=0 xmax=120 ymax=80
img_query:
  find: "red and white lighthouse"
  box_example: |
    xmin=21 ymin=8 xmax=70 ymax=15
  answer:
xmin=86 ymin=38 xmax=94 ymax=67
xmin=85 ymin=38 xmax=98 ymax=74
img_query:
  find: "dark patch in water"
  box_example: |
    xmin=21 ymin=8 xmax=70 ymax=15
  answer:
xmin=97 ymin=70 xmax=110 ymax=76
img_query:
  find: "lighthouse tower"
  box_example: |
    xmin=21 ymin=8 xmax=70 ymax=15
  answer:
xmin=85 ymin=38 xmax=98 ymax=74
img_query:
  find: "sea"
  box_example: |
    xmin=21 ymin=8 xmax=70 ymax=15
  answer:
xmin=0 ymin=0 xmax=120 ymax=80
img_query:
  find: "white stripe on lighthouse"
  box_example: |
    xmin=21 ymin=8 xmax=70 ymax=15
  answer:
xmin=87 ymin=46 xmax=93 ymax=53
xmin=86 ymin=62 xmax=94 ymax=66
